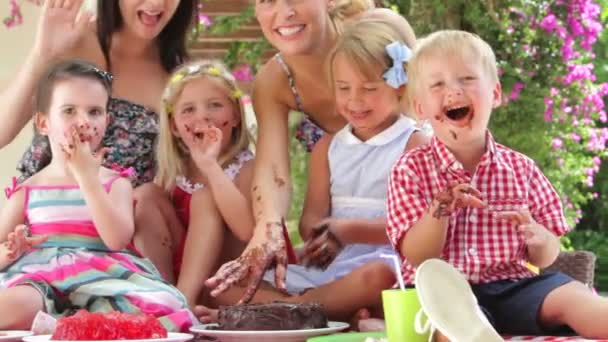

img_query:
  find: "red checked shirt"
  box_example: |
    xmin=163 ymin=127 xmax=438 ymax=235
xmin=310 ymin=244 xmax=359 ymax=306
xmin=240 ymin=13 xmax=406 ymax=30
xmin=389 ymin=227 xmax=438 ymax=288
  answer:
xmin=387 ymin=132 xmax=570 ymax=285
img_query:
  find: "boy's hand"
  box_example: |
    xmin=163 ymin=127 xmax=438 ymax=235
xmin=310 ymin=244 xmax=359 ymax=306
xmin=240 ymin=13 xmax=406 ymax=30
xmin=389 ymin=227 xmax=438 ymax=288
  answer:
xmin=4 ymin=225 xmax=48 ymax=261
xmin=496 ymin=210 xmax=553 ymax=248
xmin=431 ymin=182 xmax=486 ymax=218
xmin=301 ymin=220 xmax=344 ymax=269
xmin=60 ymin=124 xmax=109 ymax=180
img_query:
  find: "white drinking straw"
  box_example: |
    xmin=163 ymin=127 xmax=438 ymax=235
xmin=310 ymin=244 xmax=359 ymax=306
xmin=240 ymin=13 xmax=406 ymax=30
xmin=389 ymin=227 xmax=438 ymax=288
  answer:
xmin=381 ymin=253 xmax=406 ymax=290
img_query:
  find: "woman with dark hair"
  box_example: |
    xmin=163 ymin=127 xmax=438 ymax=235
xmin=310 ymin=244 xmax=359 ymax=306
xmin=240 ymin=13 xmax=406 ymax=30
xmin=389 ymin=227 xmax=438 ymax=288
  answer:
xmin=0 ymin=0 xmax=197 ymax=282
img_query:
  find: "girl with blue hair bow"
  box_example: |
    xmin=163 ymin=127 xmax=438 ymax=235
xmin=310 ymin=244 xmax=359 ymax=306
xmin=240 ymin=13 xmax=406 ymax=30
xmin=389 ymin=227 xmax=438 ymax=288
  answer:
xmin=260 ymin=18 xmax=430 ymax=322
xmin=196 ymin=18 xmax=429 ymax=327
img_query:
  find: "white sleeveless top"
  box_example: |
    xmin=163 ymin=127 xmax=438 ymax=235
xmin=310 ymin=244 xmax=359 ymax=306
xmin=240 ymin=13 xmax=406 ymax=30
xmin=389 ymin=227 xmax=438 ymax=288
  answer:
xmin=264 ymin=116 xmax=419 ymax=294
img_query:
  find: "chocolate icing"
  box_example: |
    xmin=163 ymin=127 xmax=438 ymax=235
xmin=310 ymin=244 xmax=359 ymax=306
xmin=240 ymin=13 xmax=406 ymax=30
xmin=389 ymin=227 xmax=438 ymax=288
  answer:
xmin=218 ymin=302 xmax=328 ymax=331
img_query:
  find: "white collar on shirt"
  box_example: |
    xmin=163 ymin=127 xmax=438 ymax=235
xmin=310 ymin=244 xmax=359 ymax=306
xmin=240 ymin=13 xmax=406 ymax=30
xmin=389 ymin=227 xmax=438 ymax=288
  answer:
xmin=335 ymin=115 xmax=417 ymax=146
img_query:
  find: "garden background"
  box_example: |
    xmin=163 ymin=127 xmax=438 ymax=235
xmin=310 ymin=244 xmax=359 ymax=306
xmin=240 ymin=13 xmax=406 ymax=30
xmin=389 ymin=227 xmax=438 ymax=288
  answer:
xmin=195 ymin=0 xmax=608 ymax=288
xmin=2 ymin=0 xmax=608 ymax=288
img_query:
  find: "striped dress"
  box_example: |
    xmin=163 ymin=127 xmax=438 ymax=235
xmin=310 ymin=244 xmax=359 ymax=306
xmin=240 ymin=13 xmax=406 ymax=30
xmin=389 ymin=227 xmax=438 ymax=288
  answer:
xmin=0 ymin=171 xmax=195 ymax=332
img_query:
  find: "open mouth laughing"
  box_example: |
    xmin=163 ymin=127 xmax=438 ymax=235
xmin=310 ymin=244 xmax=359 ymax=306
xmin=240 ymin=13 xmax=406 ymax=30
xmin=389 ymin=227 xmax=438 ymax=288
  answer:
xmin=441 ymin=104 xmax=474 ymax=127
xmin=137 ymin=9 xmax=163 ymax=27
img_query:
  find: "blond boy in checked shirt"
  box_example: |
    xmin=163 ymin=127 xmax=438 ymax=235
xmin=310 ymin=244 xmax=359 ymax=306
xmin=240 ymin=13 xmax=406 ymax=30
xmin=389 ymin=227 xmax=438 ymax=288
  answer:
xmin=386 ymin=30 xmax=608 ymax=340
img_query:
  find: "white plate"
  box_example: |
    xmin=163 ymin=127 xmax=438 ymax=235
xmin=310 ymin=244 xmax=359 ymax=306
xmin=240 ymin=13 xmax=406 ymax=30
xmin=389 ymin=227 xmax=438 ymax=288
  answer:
xmin=22 ymin=332 xmax=193 ymax=342
xmin=190 ymin=321 xmax=349 ymax=342
xmin=0 ymin=331 xmax=33 ymax=342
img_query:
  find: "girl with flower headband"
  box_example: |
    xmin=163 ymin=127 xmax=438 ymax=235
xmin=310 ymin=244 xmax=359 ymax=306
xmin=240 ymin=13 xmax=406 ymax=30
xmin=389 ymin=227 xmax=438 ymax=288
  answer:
xmin=0 ymin=60 xmax=194 ymax=330
xmin=155 ymin=60 xmax=282 ymax=312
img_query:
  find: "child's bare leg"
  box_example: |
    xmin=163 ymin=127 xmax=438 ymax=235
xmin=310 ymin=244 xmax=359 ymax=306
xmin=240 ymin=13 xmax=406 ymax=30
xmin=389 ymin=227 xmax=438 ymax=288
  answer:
xmin=540 ymin=280 xmax=608 ymax=339
xmin=209 ymin=261 xmax=395 ymax=322
xmin=0 ymin=285 xmax=44 ymax=329
xmin=177 ymin=188 xmax=224 ymax=307
xmin=133 ymin=183 xmax=185 ymax=283
xmin=293 ymin=262 xmax=395 ymax=320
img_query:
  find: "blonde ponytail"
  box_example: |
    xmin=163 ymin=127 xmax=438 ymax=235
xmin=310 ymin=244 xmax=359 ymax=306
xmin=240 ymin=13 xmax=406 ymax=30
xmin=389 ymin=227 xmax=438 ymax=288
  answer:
xmin=329 ymin=0 xmax=375 ymax=34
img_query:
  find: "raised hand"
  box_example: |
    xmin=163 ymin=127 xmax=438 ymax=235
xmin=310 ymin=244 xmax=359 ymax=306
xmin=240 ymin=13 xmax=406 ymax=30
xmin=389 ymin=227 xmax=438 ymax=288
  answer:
xmin=185 ymin=124 xmax=222 ymax=173
xmin=4 ymin=225 xmax=48 ymax=262
xmin=60 ymin=124 xmax=110 ymax=180
xmin=34 ymin=0 xmax=94 ymax=59
xmin=431 ymin=182 xmax=486 ymax=218
xmin=495 ymin=210 xmax=552 ymax=248
xmin=206 ymin=220 xmax=288 ymax=304
xmin=301 ymin=220 xmax=344 ymax=270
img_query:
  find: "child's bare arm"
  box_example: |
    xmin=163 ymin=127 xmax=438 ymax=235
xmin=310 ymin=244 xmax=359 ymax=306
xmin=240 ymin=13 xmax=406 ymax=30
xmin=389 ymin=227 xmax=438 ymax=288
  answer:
xmin=80 ymin=175 xmax=135 ymax=250
xmin=204 ymin=158 xmax=256 ymax=242
xmin=0 ymin=188 xmax=26 ymax=242
xmin=62 ymin=126 xmax=134 ymax=250
xmin=0 ymin=188 xmax=27 ymax=269
xmin=330 ymin=217 xmax=389 ymax=244
xmin=299 ymin=135 xmax=332 ymax=241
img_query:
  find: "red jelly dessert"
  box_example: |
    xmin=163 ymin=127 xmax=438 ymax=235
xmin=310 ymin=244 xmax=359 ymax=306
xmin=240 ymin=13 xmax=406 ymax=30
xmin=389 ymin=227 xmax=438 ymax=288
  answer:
xmin=51 ymin=310 xmax=168 ymax=340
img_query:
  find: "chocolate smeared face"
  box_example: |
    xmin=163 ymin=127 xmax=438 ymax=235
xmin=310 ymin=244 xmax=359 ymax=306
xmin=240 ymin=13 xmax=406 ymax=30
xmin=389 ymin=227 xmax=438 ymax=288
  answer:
xmin=171 ymin=77 xmax=240 ymax=151
xmin=414 ymin=49 xmax=500 ymax=144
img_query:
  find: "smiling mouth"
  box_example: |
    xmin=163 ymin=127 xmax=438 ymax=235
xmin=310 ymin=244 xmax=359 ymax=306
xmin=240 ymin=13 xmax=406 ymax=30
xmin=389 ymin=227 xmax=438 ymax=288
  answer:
xmin=446 ymin=106 xmax=471 ymax=121
xmin=276 ymin=25 xmax=305 ymax=37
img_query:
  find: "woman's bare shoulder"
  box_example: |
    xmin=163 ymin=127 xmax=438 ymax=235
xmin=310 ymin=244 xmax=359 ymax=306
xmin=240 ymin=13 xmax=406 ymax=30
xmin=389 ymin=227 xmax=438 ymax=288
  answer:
xmin=253 ymin=57 xmax=290 ymax=94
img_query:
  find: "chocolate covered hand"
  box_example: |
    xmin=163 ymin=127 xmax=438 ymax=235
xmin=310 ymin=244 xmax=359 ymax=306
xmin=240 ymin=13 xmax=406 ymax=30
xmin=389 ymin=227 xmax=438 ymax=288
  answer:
xmin=206 ymin=220 xmax=288 ymax=304
xmin=431 ymin=182 xmax=486 ymax=218
xmin=301 ymin=222 xmax=343 ymax=270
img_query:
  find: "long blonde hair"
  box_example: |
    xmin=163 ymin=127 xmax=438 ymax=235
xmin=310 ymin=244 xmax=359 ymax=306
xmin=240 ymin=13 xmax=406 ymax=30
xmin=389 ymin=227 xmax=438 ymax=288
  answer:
xmin=155 ymin=60 xmax=252 ymax=192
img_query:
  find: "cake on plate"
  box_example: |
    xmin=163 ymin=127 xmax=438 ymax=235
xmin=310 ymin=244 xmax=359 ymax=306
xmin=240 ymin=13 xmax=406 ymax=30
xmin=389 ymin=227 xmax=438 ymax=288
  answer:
xmin=217 ymin=302 xmax=328 ymax=331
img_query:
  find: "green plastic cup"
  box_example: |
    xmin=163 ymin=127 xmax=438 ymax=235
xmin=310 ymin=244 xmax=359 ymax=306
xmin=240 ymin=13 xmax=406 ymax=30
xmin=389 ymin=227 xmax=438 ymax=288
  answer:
xmin=382 ymin=289 xmax=430 ymax=342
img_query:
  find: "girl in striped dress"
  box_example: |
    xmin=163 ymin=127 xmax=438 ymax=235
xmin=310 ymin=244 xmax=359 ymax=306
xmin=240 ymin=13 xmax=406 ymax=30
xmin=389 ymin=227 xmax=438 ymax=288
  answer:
xmin=0 ymin=60 xmax=194 ymax=331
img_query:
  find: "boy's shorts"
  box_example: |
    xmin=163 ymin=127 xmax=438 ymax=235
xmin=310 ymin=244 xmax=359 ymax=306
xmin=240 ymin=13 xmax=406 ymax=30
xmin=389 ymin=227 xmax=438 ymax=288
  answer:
xmin=471 ymin=272 xmax=575 ymax=336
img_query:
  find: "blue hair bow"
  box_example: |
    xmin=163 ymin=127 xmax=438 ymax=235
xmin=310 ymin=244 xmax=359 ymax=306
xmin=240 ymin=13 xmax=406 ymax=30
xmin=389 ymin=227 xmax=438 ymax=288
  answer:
xmin=383 ymin=41 xmax=412 ymax=89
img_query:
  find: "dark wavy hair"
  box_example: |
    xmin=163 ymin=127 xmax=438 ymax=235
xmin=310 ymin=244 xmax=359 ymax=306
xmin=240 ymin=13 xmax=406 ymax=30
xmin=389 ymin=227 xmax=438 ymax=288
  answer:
xmin=97 ymin=0 xmax=197 ymax=72
xmin=36 ymin=59 xmax=113 ymax=113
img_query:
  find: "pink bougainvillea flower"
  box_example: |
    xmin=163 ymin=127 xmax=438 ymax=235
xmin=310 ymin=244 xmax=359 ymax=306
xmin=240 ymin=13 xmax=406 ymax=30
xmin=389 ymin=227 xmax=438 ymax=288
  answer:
xmin=3 ymin=0 xmax=23 ymax=28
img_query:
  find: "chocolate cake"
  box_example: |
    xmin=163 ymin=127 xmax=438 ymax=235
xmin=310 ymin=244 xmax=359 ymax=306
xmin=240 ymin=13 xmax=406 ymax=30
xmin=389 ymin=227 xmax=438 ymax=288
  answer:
xmin=218 ymin=302 xmax=328 ymax=331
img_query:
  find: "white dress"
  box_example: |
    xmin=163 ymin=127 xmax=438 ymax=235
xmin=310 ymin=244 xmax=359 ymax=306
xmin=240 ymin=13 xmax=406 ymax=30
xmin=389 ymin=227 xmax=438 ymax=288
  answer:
xmin=265 ymin=115 xmax=419 ymax=294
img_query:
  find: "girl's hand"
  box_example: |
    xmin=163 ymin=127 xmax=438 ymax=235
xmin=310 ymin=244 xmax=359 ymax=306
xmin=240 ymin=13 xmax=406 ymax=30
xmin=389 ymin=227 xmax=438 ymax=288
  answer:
xmin=431 ymin=182 xmax=486 ymax=218
xmin=34 ymin=0 xmax=94 ymax=59
xmin=3 ymin=225 xmax=48 ymax=261
xmin=206 ymin=220 xmax=288 ymax=304
xmin=496 ymin=210 xmax=553 ymax=248
xmin=301 ymin=220 xmax=344 ymax=269
xmin=61 ymin=124 xmax=109 ymax=181
xmin=187 ymin=124 xmax=222 ymax=174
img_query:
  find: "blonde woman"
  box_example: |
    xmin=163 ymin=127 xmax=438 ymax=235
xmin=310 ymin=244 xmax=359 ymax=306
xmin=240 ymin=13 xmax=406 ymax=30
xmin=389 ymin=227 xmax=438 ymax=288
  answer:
xmin=155 ymin=60 xmax=256 ymax=309
xmin=207 ymin=0 xmax=417 ymax=304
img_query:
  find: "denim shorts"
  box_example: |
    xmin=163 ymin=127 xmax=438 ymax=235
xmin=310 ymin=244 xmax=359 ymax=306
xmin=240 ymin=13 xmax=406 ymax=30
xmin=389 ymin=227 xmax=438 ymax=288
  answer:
xmin=471 ymin=272 xmax=575 ymax=336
